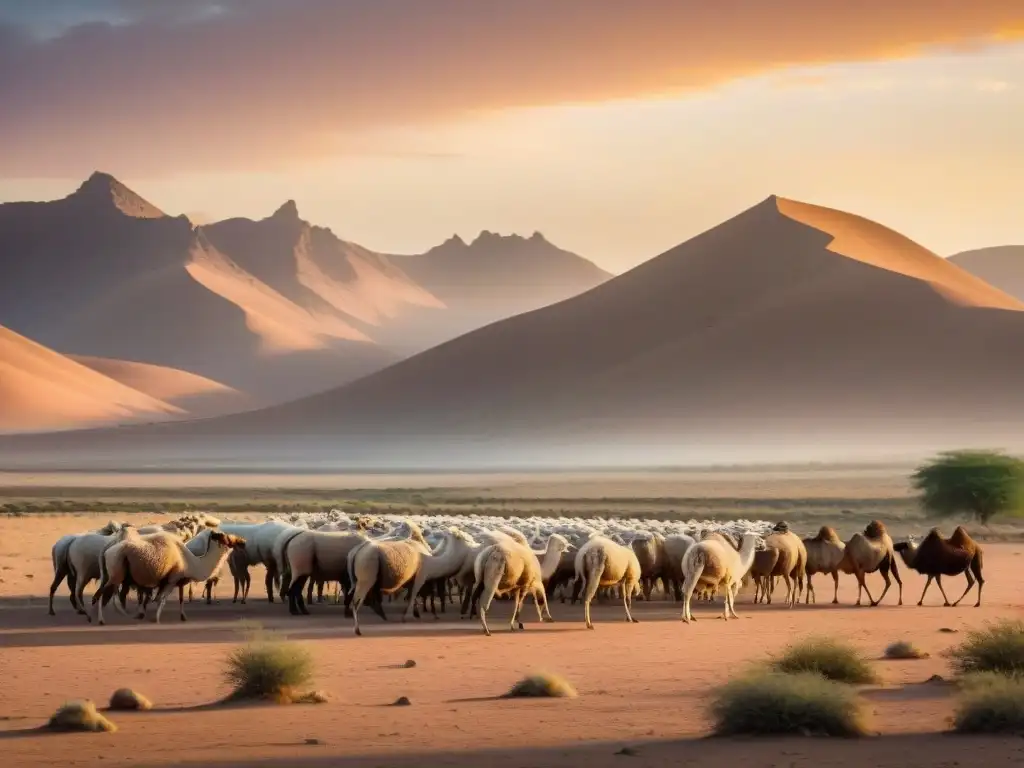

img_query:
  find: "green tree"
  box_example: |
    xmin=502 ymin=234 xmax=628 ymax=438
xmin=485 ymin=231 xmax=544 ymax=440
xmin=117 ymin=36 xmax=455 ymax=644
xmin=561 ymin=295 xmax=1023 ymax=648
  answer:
xmin=911 ymin=450 xmax=1024 ymax=525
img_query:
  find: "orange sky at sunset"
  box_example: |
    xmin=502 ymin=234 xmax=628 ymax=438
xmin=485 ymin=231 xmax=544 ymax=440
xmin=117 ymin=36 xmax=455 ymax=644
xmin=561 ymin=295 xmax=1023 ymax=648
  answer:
xmin=0 ymin=0 xmax=1022 ymax=271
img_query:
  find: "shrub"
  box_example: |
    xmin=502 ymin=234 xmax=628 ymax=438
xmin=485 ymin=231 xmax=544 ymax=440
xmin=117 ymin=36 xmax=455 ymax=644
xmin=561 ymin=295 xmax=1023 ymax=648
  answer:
xmin=771 ymin=637 xmax=879 ymax=684
xmin=709 ymin=672 xmax=868 ymax=737
xmin=953 ymin=675 xmax=1024 ymax=734
xmin=46 ymin=700 xmax=117 ymax=733
xmin=884 ymin=641 xmax=929 ymax=660
xmin=223 ymin=637 xmax=315 ymax=703
xmin=947 ymin=620 xmax=1024 ymax=678
xmin=109 ymin=688 xmax=152 ymax=711
xmin=502 ymin=672 xmax=578 ymax=699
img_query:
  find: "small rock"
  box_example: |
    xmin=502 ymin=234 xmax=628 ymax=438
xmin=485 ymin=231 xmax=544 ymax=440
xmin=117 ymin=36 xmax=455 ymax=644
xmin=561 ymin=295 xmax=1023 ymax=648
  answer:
xmin=925 ymin=675 xmax=947 ymax=684
xmin=304 ymin=738 xmax=323 ymax=746
xmin=403 ymin=659 xmax=417 ymax=668
xmin=615 ymin=746 xmax=640 ymax=757
xmin=391 ymin=696 xmax=411 ymax=706
xmin=939 ymin=627 xmax=959 ymax=633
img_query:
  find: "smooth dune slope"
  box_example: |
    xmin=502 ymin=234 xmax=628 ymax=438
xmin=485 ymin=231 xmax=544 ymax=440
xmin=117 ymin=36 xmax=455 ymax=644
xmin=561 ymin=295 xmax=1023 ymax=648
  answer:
xmin=8 ymin=195 xmax=1024 ymax=467
xmin=0 ymin=325 xmax=180 ymax=433
xmin=948 ymin=245 xmax=1024 ymax=302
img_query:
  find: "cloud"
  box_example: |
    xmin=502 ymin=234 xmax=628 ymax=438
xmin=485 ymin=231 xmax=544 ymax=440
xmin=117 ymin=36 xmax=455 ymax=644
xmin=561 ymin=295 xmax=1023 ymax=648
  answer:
xmin=0 ymin=0 xmax=1021 ymax=177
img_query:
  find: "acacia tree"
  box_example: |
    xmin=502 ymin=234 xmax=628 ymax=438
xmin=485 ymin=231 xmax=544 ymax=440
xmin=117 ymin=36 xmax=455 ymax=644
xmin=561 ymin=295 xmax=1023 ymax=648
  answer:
xmin=911 ymin=450 xmax=1024 ymax=525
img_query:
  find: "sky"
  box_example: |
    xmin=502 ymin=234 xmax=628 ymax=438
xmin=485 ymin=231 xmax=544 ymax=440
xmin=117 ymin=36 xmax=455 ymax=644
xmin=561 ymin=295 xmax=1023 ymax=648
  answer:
xmin=0 ymin=1 xmax=1022 ymax=273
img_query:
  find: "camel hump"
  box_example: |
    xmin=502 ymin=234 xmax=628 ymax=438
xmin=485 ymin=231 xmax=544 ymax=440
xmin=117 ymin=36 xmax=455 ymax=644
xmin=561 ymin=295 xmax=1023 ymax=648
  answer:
xmin=949 ymin=526 xmax=973 ymax=547
xmin=816 ymin=526 xmax=839 ymax=542
xmin=864 ymin=520 xmax=887 ymax=539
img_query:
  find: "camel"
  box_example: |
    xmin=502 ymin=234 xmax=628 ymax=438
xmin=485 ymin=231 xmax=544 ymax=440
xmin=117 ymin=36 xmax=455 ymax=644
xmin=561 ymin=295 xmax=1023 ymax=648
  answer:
xmin=473 ymin=534 xmax=571 ymax=636
xmin=48 ymin=520 xmax=128 ymax=615
xmin=750 ymin=547 xmax=781 ymax=604
xmin=574 ymin=535 xmax=642 ymax=629
xmin=680 ymin=532 xmax=760 ymax=623
xmin=630 ymin=532 xmax=667 ymax=601
xmin=802 ymin=526 xmax=846 ymax=604
xmin=279 ymin=529 xmax=368 ymax=616
xmin=91 ymin=531 xmax=245 ymax=625
xmin=347 ymin=523 xmax=433 ymax=636
xmin=838 ymin=520 xmax=903 ymax=607
xmin=762 ymin=523 xmax=807 ymax=608
xmin=402 ymin=528 xmax=479 ymax=621
xmin=894 ymin=526 xmax=984 ymax=607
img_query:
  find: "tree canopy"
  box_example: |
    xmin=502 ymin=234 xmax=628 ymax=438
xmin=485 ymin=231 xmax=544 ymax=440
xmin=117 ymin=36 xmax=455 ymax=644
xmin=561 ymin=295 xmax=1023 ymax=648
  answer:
xmin=911 ymin=450 xmax=1024 ymax=525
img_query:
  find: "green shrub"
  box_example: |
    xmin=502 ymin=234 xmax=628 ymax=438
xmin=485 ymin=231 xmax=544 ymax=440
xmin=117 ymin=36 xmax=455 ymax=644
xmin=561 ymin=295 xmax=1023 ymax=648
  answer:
xmin=709 ymin=672 xmax=868 ymax=737
xmin=954 ymin=675 xmax=1024 ymax=734
xmin=771 ymin=637 xmax=879 ymax=684
xmin=948 ymin=620 xmax=1024 ymax=678
xmin=223 ymin=638 xmax=315 ymax=703
xmin=884 ymin=641 xmax=929 ymax=660
xmin=502 ymin=672 xmax=578 ymax=699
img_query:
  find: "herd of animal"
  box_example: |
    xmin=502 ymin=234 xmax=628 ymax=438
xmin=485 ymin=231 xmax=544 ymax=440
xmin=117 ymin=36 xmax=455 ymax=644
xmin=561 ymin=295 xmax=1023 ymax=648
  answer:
xmin=46 ymin=510 xmax=987 ymax=636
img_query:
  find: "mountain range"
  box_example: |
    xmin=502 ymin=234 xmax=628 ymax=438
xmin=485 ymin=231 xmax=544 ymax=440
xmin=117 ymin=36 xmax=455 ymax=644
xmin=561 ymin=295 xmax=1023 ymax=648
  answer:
xmin=4 ymin=194 xmax=1024 ymax=469
xmin=0 ymin=173 xmax=609 ymax=431
xmin=948 ymin=246 xmax=1024 ymax=302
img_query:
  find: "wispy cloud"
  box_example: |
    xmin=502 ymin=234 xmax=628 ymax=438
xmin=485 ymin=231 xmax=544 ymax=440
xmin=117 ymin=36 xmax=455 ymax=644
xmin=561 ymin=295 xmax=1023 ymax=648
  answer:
xmin=0 ymin=0 xmax=1021 ymax=177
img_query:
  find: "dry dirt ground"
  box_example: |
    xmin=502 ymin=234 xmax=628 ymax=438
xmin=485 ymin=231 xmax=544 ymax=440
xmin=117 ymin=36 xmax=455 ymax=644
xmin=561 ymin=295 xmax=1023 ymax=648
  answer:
xmin=1 ymin=513 xmax=1023 ymax=767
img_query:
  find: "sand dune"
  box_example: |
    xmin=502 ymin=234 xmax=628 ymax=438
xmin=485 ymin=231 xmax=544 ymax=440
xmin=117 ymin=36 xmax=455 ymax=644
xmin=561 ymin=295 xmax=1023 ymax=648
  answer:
xmin=69 ymin=354 xmax=238 ymax=401
xmin=0 ymin=325 xmax=180 ymax=433
xmin=777 ymin=198 xmax=1023 ymax=310
xmin=948 ymin=245 xmax=1024 ymax=302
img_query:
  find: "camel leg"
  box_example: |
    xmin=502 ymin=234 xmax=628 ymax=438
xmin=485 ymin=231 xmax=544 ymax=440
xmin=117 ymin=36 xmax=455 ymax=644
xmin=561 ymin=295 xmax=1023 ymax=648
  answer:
xmin=622 ymin=581 xmax=637 ymax=623
xmin=831 ymin=571 xmax=840 ymax=604
xmin=401 ymin=574 xmax=425 ymax=622
xmin=48 ymin=560 xmax=72 ymax=616
xmin=680 ymin=570 xmax=701 ymax=624
xmin=350 ymin=581 xmax=375 ymax=637
xmin=805 ymin=574 xmax=814 ymax=605
xmin=780 ymin=574 xmax=793 ymax=608
xmin=871 ymin=563 xmax=892 ymax=607
xmin=179 ymin=583 xmax=189 ymax=621
xmin=582 ymin=571 xmax=602 ymax=630
xmin=934 ymin=575 xmax=953 ymax=607
xmin=917 ymin=575 xmax=934 ymax=606
xmin=264 ymin=569 xmax=277 ymax=604
xmin=291 ymin=575 xmax=311 ymax=616
xmin=152 ymin=580 xmax=177 ymax=623
xmin=855 ymin=570 xmax=875 ymax=606
xmin=477 ymin=579 xmax=500 ymax=637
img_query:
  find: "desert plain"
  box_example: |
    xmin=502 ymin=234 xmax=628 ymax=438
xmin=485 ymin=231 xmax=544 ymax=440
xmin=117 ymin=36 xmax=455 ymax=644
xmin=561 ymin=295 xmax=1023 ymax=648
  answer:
xmin=1 ymin=465 xmax=1023 ymax=768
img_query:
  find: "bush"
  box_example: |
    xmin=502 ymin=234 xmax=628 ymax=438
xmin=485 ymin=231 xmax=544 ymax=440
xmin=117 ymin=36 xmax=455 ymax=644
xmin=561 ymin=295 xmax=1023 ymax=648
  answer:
xmin=223 ymin=637 xmax=315 ymax=703
xmin=948 ymin=620 xmax=1024 ymax=678
xmin=709 ymin=672 xmax=868 ymax=737
xmin=109 ymin=688 xmax=152 ymax=711
xmin=884 ymin=641 xmax=929 ymax=660
xmin=771 ymin=638 xmax=879 ymax=684
xmin=46 ymin=700 xmax=117 ymax=733
xmin=502 ymin=672 xmax=578 ymax=699
xmin=953 ymin=675 xmax=1024 ymax=734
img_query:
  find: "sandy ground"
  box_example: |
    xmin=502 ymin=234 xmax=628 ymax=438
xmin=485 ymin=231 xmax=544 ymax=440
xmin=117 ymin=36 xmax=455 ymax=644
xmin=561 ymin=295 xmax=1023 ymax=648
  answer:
xmin=1 ymin=514 xmax=1023 ymax=767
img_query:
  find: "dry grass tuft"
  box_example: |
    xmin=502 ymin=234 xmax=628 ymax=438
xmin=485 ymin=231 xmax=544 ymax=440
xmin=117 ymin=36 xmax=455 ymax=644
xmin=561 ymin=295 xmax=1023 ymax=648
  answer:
xmin=947 ymin=620 xmax=1024 ymax=678
xmin=46 ymin=700 xmax=117 ymax=733
xmin=710 ymin=672 xmax=868 ymax=738
xmin=953 ymin=675 xmax=1024 ymax=735
xmin=223 ymin=636 xmax=320 ymax=704
xmin=502 ymin=672 xmax=578 ymax=699
xmin=884 ymin=641 xmax=929 ymax=660
xmin=108 ymin=688 xmax=152 ymax=711
xmin=770 ymin=637 xmax=879 ymax=684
